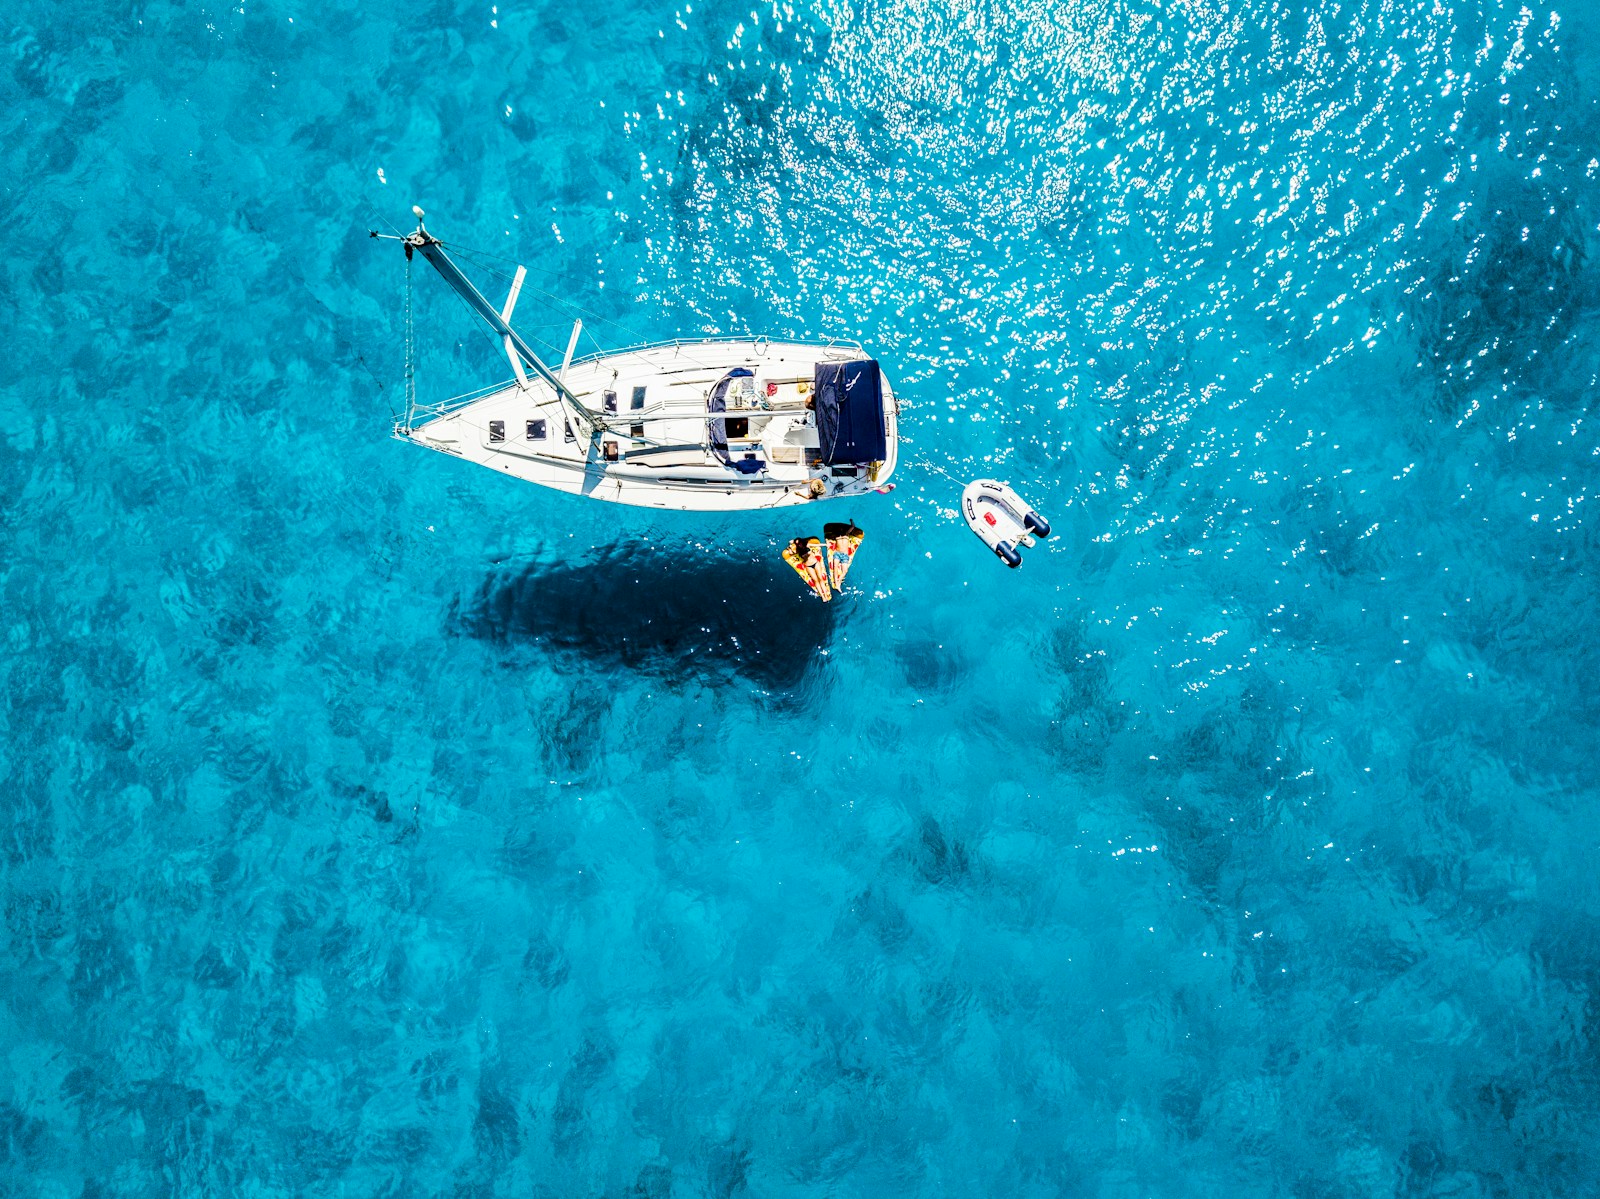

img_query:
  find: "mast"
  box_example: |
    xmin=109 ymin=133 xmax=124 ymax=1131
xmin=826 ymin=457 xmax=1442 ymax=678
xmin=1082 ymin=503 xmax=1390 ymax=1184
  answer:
xmin=386 ymin=208 xmax=603 ymax=438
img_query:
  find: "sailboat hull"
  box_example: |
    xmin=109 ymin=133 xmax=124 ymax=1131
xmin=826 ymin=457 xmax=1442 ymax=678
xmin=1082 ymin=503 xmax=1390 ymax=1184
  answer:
xmin=397 ymin=338 xmax=899 ymax=512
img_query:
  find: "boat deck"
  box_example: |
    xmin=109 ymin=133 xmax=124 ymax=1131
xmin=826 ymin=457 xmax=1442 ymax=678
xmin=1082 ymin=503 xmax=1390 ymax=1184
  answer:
xmin=398 ymin=339 xmax=899 ymax=511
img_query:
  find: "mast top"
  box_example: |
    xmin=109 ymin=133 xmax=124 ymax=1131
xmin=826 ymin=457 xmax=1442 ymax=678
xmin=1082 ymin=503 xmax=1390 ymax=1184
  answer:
xmin=401 ymin=206 xmax=438 ymax=258
xmin=405 ymin=205 xmax=435 ymax=250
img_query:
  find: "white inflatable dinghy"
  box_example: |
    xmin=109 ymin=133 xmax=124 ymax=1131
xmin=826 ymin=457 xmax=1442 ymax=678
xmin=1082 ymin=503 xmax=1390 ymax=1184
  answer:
xmin=962 ymin=479 xmax=1051 ymax=568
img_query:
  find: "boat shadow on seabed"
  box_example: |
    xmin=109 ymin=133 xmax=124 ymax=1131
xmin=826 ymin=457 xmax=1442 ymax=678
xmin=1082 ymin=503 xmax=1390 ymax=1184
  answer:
xmin=452 ymin=543 xmax=837 ymax=690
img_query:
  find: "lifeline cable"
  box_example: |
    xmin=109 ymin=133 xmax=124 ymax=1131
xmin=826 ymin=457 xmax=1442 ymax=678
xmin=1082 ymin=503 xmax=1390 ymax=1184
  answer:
xmin=403 ymin=252 xmax=415 ymax=424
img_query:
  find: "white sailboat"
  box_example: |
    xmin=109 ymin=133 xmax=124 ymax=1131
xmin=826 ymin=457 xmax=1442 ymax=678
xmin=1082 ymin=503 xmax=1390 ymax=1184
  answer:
xmin=376 ymin=210 xmax=899 ymax=512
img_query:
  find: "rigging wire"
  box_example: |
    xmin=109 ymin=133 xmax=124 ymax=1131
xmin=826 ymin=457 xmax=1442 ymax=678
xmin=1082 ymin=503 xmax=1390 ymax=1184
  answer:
xmin=424 ymin=273 xmax=619 ymax=437
xmin=434 ymin=237 xmax=548 ymax=269
xmin=436 ymin=242 xmax=612 ymax=350
xmin=438 ymin=239 xmax=730 ymax=373
xmin=444 ymin=241 xmax=650 ymax=341
xmin=361 ymin=197 xmax=407 ymax=240
xmin=413 ymin=234 xmax=840 ymax=438
xmin=422 ymin=236 xmax=804 ymax=379
xmin=403 ymin=252 xmax=416 ymax=426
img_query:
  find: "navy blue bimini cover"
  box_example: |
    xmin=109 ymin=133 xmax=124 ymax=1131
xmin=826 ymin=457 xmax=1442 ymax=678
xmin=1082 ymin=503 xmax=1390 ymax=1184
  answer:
xmin=706 ymin=368 xmax=753 ymax=466
xmin=814 ymin=359 xmax=887 ymax=465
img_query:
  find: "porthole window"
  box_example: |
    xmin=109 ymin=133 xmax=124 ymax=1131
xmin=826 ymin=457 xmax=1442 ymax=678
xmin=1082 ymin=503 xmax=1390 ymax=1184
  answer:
xmin=527 ymin=419 xmax=547 ymax=440
xmin=603 ymin=390 xmax=618 ymax=414
xmin=488 ymin=420 xmax=505 ymax=442
xmin=631 ymin=386 xmax=647 ymax=410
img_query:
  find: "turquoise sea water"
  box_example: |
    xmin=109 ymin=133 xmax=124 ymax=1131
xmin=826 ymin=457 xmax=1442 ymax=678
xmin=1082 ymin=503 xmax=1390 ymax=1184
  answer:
xmin=4 ymin=0 xmax=1600 ymax=1193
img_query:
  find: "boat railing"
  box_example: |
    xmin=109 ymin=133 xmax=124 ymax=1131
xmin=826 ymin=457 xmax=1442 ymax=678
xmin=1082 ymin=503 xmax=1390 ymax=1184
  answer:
xmin=400 ymin=378 xmax=518 ymax=428
xmin=567 ymin=333 xmax=865 ymax=367
xmin=398 ymin=335 xmax=866 ymax=430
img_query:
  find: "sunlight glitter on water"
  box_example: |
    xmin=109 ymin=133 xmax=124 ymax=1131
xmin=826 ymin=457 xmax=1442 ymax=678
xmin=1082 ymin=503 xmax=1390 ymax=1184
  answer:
xmin=2 ymin=0 xmax=1599 ymax=1193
